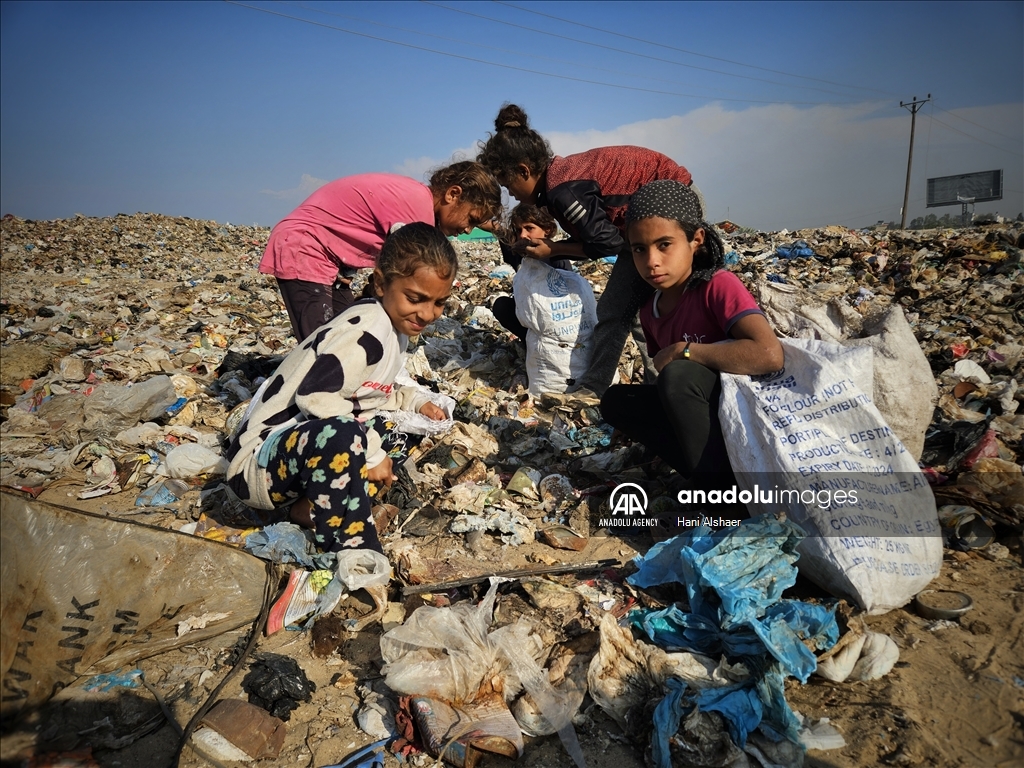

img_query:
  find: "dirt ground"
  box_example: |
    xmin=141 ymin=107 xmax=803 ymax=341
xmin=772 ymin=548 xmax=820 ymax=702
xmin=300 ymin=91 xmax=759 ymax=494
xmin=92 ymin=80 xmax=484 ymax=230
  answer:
xmin=2 ymin=482 xmax=1022 ymax=768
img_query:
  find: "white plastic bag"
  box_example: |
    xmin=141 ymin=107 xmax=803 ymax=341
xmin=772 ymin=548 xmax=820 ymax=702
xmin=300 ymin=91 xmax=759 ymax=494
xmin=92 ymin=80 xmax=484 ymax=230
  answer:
xmin=335 ymin=549 xmax=392 ymax=592
xmin=164 ymin=443 xmax=228 ymax=479
xmin=513 ymin=258 xmax=597 ymax=395
xmin=376 ymin=371 xmax=455 ymax=437
xmin=719 ymin=339 xmax=942 ymax=613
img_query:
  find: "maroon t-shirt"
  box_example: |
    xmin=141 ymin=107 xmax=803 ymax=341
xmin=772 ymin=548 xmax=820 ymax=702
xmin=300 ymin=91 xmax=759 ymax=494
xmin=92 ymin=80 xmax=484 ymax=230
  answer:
xmin=639 ymin=271 xmax=764 ymax=356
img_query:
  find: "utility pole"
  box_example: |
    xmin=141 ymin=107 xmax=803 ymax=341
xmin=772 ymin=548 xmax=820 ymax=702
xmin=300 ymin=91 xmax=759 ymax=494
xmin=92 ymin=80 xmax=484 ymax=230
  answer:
xmin=900 ymin=94 xmax=931 ymax=229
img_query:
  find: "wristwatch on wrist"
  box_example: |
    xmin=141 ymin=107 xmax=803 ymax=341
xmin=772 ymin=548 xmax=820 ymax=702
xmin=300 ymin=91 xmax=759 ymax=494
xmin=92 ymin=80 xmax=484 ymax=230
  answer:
xmin=682 ymin=342 xmax=691 ymax=360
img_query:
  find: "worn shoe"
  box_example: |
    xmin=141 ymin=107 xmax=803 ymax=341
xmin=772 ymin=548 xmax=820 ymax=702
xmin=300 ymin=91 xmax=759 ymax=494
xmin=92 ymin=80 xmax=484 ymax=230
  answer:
xmin=266 ymin=568 xmax=336 ymax=635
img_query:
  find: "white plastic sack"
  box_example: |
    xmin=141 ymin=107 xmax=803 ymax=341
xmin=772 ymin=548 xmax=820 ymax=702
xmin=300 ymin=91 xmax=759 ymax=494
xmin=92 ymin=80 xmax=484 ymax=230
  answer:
xmin=753 ymin=281 xmax=936 ymax=460
xmin=164 ymin=443 xmax=228 ymax=479
xmin=719 ymin=339 xmax=942 ymax=614
xmin=513 ymin=258 xmax=597 ymax=395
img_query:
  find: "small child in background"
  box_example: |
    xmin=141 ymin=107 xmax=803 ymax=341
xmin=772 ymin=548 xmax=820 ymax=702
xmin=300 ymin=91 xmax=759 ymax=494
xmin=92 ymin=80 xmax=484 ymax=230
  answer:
xmin=600 ymin=180 xmax=783 ymax=486
xmin=492 ymin=203 xmax=572 ymax=341
xmin=226 ymin=223 xmax=455 ymax=555
xmin=259 ymin=162 xmax=500 ymax=341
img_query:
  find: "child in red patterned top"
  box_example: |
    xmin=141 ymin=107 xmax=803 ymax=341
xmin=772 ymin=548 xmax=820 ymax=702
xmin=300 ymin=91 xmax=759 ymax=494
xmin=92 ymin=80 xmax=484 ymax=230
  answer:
xmin=476 ymin=103 xmax=695 ymax=397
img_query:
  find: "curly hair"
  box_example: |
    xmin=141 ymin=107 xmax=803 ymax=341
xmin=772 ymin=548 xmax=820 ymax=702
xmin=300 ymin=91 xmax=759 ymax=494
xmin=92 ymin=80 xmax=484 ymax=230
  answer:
xmin=475 ymin=103 xmax=554 ymax=182
xmin=428 ymin=161 xmax=502 ymax=223
xmin=503 ymin=203 xmax=558 ymax=243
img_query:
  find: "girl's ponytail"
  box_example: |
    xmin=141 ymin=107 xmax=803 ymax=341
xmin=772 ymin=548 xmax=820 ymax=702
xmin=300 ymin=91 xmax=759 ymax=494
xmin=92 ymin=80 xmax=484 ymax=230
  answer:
xmin=477 ymin=103 xmax=554 ymax=181
xmin=688 ymin=223 xmax=725 ymax=290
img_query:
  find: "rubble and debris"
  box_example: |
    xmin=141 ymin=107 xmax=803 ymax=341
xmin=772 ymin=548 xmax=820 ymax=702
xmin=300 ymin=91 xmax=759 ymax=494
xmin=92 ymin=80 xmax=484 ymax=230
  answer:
xmin=2 ymin=213 xmax=1022 ymax=767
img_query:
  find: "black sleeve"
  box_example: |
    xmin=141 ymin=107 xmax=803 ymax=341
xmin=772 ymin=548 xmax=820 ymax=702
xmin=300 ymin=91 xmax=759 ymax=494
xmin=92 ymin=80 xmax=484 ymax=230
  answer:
xmin=546 ymin=180 xmax=626 ymax=259
xmin=498 ymin=241 xmax=523 ymax=271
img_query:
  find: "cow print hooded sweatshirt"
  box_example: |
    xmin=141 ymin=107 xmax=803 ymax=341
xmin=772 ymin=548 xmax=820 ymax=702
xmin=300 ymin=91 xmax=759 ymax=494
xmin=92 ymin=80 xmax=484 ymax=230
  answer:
xmin=225 ymin=298 xmax=431 ymax=510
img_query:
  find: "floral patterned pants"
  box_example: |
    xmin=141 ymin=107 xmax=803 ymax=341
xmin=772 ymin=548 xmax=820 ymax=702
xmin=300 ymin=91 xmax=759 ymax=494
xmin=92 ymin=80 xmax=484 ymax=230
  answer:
xmin=262 ymin=416 xmax=404 ymax=553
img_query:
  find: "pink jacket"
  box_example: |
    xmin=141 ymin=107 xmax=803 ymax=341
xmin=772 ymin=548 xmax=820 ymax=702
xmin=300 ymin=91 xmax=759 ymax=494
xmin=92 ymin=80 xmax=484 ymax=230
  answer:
xmin=259 ymin=173 xmax=435 ymax=284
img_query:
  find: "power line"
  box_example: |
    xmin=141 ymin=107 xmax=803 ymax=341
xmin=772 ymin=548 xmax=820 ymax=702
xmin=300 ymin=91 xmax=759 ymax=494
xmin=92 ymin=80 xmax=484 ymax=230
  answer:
xmin=495 ymin=0 xmax=899 ymax=99
xmin=225 ymin=1 xmax=843 ymax=105
xmin=281 ymin=1 xmax=809 ymax=103
xmin=924 ymin=114 xmax=1024 ymax=157
xmin=422 ymin=1 xmax=872 ymax=101
xmin=931 ymin=102 xmax=1022 ymax=142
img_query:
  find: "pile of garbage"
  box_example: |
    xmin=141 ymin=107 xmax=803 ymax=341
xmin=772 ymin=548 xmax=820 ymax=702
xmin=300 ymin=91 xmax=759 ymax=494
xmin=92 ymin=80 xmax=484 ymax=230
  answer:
xmin=2 ymin=212 xmax=1022 ymax=766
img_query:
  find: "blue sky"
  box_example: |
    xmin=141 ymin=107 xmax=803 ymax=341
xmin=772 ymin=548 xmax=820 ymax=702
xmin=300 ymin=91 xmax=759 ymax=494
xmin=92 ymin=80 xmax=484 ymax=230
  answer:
xmin=2 ymin=1 xmax=1021 ymax=230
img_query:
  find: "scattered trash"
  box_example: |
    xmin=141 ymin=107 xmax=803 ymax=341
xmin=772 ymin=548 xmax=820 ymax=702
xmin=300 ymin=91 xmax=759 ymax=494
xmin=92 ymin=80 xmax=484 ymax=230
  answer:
xmin=2 ymin=212 xmax=1021 ymax=767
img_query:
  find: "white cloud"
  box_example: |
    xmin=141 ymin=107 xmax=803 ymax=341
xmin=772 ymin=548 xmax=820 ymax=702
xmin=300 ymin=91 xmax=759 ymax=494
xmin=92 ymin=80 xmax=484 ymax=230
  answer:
xmin=260 ymin=173 xmax=329 ymax=200
xmin=543 ymin=102 xmax=1022 ymax=230
xmin=392 ymin=144 xmax=480 ymax=182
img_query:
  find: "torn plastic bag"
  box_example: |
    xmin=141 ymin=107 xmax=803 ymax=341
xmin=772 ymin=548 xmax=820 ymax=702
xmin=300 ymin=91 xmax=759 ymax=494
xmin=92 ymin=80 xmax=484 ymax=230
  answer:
xmin=719 ymin=339 xmax=942 ymax=613
xmin=244 ymin=522 xmax=319 ymax=566
xmin=627 ymin=517 xmax=804 ymax=628
xmin=626 ymin=522 xmax=837 ymax=681
xmin=82 ymin=375 xmax=179 ymax=435
xmin=493 ymin=630 xmax=589 ymax=768
xmin=380 ymin=580 xmax=508 ymax=703
xmin=0 ymin=493 xmax=268 ymax=719
xmin=335 ymin=549 xmax=392 ymax=591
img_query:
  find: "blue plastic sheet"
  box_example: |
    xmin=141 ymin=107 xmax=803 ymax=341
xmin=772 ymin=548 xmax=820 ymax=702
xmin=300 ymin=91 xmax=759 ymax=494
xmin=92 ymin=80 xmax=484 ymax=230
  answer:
xmin=776 ymin=240 xmax=816 ymax=259
xmin=83 ymin=668 xmax=142 ymax=692
xmin=627 ymin=516 xmax=838 ymax=753
xmin=650 ymin=678 xmax=691 ymax=768
xmin=244 ymin=521 xmax=336 ymax=570
xmin=245 ymin=522 xmax=317 ymax=566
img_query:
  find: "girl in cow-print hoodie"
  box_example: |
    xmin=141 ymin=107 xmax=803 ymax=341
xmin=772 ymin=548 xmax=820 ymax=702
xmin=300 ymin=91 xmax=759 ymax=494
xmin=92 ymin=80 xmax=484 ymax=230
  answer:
xmin=226 ymin=223 xmax=453 ymax=553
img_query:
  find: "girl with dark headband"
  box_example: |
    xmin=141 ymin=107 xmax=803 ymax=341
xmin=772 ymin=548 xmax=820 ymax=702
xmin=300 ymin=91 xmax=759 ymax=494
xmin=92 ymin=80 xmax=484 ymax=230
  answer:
xmin=600 ymin=180 xmax=784 ymax=487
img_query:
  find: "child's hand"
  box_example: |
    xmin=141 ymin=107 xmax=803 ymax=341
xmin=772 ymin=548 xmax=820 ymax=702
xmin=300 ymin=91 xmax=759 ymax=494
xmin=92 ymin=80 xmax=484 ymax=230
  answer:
xmin=367 ymin=457 xmax=396 ymax=488
xmin=654 ymin=342 xmax=689 ymax=372
xmin=521 ymin=237 xmax=554 ymax=260
xmin=418 ymin=402 xmax=446 ymax=421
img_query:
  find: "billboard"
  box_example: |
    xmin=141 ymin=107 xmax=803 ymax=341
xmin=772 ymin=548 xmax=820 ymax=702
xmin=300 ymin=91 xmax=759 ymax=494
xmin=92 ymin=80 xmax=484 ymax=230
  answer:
xmin=927 ymin=170 xmax=1003 ymax=207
